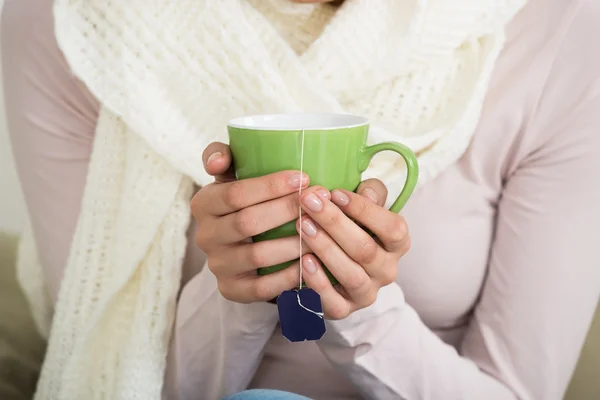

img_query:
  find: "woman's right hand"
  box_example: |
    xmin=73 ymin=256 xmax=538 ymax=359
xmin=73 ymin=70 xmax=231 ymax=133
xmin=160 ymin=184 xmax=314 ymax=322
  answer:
xmin=191 ymin=142 xmax=317 ymax=303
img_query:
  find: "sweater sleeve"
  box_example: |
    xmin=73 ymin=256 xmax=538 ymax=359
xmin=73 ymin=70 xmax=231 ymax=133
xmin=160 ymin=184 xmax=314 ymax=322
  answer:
xmin=317 ymin=90 xmax=600 ymax=400
xmin=316 ymin=5 xmax=600 ymax=399
xmin=1 ymin=0 xmax=100 ymax=302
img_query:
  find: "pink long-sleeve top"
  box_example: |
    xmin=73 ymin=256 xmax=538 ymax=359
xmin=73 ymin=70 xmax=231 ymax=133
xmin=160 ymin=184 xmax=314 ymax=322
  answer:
xmin=2 ymin=0 xmax=600 ymax=399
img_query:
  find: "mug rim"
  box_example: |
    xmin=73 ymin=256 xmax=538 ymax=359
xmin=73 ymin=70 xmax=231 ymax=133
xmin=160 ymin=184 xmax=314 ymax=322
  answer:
xmin=228 ymin=113 xmax=369 ymax=131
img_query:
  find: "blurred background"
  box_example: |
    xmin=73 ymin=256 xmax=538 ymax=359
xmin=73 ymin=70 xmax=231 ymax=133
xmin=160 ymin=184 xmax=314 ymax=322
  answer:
xmin=0 ymin=75 xmax=25 ymax=232
xmin=1 ymin=4 xmax=47 ymax=399
xmin=0 ymin=0 xmax=24 ymax=234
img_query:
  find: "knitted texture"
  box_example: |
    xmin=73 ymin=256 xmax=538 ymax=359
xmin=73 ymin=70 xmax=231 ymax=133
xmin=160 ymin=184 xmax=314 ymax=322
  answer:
xmin=16 ymin=0 xmax=525 ymax=398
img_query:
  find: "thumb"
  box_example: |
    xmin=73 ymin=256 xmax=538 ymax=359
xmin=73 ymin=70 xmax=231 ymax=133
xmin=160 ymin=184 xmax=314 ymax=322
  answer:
xmin=356 ymin=178 xmax=388 ymax=207
xmin=202 ymin=142 xmax=236 ymax=183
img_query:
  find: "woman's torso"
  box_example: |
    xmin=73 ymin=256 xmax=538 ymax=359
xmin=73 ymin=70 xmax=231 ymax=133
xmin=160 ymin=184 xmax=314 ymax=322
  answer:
xmin=204 ymin=1 xmax=569 ymax=398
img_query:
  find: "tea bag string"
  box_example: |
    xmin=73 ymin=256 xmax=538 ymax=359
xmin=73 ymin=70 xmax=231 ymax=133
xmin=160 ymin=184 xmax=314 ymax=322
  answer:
xmin=297 ymin=129 xmax=324 ymax=319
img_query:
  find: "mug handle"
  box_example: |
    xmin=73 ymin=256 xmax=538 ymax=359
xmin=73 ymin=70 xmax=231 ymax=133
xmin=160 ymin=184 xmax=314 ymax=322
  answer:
xmin=358 ymin=142 xmax=419 ymax=213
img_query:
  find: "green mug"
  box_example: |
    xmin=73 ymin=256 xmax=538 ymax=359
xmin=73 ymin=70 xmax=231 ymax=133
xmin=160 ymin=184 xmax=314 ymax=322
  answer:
xmin=228 ymin=113 xmax=419 ymax=283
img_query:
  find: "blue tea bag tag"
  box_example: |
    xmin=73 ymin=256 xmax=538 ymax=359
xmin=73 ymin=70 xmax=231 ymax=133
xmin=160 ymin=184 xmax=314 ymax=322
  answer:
xmin=277 ymin=288 xmax=326 ymax=342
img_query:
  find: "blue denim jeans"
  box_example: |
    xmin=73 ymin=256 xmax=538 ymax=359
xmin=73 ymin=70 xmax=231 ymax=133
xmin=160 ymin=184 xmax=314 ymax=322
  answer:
xmin=222 ymin=389 xmax=311 ymax=400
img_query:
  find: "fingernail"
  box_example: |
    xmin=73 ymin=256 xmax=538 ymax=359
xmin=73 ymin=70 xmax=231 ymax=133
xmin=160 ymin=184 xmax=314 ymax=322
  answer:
xmin=302 ymin=257 xmax=318 ymax=274
xmin=301 ymin=218 xmax=318 ymax=237
xmin=288 ymin=173 xmax=309 ymax=189
xmin=302 ymin=193 xmax=323 ymax=212
xmin=316 ymin=188 xmax=330 ymax=199
xmin=331 ymin=190 xmax=350 ymax=206
xmin=207 ymin=152 xmax=222 ymax=165
xmin=361 ymin=187 xmax=379 ymax=204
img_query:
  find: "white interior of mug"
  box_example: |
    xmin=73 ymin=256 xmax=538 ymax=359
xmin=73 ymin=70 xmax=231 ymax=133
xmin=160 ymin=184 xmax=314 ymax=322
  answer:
xmin=228 ymin=113 xmax=368 ymax=130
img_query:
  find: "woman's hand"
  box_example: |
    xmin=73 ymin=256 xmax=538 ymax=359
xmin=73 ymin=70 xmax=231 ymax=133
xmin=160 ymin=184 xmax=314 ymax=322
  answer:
xmin=191 ymin=142 xmax=312 ymax=303
xmin=296 ymin=185 xmax=410 ymax=320
xmin=191 ymin=142 xmax=409 ymax=317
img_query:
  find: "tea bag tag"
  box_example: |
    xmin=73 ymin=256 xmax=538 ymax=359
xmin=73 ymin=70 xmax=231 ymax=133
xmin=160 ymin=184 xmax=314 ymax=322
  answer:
xmin=277 ymin=289 xmax=326 ymax=342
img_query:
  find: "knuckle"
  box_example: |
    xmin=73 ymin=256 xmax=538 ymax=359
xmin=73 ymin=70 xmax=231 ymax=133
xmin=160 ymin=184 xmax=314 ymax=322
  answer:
xmin=285 ymin=194 xmax=300 ymax=219
xmin=355 ymin=239 xmax=379 ymax=265
xmin=344 ymin=271 xmax=370 ymax=292
xmin=327 ymin=301 xmax=351 ymax=320
xmin=195 ymin=226 xmax=208 ymax=249
xmin=233 ymin=209 xmax=259 ymax=237
xmin=305 ymin=274 xmax=328 ymax=293
xmin=283 ymin=264 xmax=302 ymax=288
xmin=400 ymin=235 xmax=412 ymax=254
xmin=252 ymin=280 xmax=275 ymax=302
xmin=190 ymin=192 xmax=201 ymax=218
xmin=190 ymin=186 xmax=210 ymax=219
xmin=224 ymin=181 xmax=246 ymax=209
xmin=357 ymin=289 xmax=378 ymax=309
xmin=322 ymin=209 xmax=342 ymax=227
xmin=379 ymin=263 xmax=398 ymax=286
xmin=389 ymin=216 xmax=409 ymax=243
xmin=356 ymin=196 xmax=371 ymax=216
xmin=266 ymin=175 xmax=282 ymax=197
xmin=217 ymin=280 xmax=237 ymax=302
xmin=248 ymin=242 xmax=268 ymax=268
xmin=206 ymin=256 xmax=221 ymax=276
xmin=195 ymin=221 xmax=217 ymax=251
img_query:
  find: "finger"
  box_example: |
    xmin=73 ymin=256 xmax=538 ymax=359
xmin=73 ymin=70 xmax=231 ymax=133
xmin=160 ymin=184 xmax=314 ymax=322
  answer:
xmin=199 ymin=170 xmax=309 ymax=216
xmin=202 ymin=142 xmax=235 ymax=183
xmin=299 ymin=187 xmax=387 ymax=274
xmin=296 ymin=215 xmax=375 ymax=305
xmin=214 ymin=190 xmax=329 ymax=243
xmin=218 ymin=262 xmax=301 ymax=303
xmin=331 ymin=189 xmax=410 ymax=254
xmin=356 ymin=178 xmax=388 ymax=207
xmin=300 ymin=255 xmax=353 ymax=320
xmin=208 ymin=236 xmax=313 ymax=276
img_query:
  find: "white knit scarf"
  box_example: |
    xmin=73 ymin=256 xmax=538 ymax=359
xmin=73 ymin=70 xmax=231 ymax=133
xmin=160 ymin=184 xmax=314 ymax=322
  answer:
xmin=16 ymin=0 xmax=526 ymax=399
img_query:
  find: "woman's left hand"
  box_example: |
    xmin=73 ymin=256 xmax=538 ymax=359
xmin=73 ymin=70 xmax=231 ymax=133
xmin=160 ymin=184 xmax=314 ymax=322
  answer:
xmin=297 ymin=180 xmax=411 ymax=320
